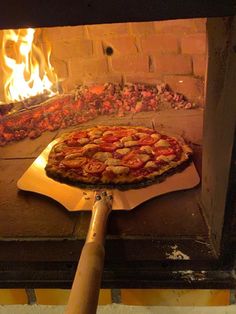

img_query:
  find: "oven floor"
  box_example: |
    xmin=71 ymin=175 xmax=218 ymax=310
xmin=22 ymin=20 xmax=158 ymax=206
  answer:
xmin=0 ymin=109 xmax=214 ymax=266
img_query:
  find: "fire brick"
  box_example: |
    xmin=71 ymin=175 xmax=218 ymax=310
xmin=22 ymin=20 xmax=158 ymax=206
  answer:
xmin=87 ymin=23 xmax=129 ymax=38
xmin=51 ymin=57 xmax=68 ymax=79
xmin=130 ymin=22 xmax=155 ymax=34
xmin=69 ymin=57 xmax=108 ymax=78
xmin=193 ymin=54 xmax=207 ymax=77
xmin=154 ymin=18 xmax=206 ymax=34
xmin=51 ymin=39 xmax=93 ymax=59
xmin=141 ymin=34 xmax=179 ymax=53
xmin=164 ymin=75 xmax=205 ymax=105
xmin=43 ymin=26 xmax=85 ymax=41
xmin=153 ymin=54 xmax=192 ymax=75
xmin=124 ymin=73 xmax=163 ymax=84
xmin=181 ymin=34 xmax=206 ymax=54
xmin=111 ymin=55 xmax=149 ymax=72
xmin=103 ymin=36 xmax=138 ymax=54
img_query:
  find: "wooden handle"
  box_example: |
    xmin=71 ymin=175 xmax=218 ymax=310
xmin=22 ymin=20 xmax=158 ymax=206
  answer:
xmin=65 ymin=191 xmax=112 ymax=314
xmin=65 ymin=242 xmax=105 ymax=314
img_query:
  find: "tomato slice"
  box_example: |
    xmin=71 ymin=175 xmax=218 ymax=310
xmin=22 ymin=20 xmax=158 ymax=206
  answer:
xmin=138 ymin=136 xmax=157 ymax=146
xmin=155 ymin=147 xmax=174 ymax=156
xmin=71 ymin=131 xmax=88 ymax=139
xmin=84 ymin=160 xmax=106 ymax=174
xmin=102 ymin=135 xmax=119 ymax=143
xmin=100 ymin=143 xmax=117 ymax=152
xmin=112 ymin=129 xmax=134 ymax=138
xmin=122 ymin=153 xmax=144 ymax=169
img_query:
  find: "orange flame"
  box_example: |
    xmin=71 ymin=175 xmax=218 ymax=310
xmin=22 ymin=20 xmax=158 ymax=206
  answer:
xmin=1 ymin=28 xmax=58 ymax=103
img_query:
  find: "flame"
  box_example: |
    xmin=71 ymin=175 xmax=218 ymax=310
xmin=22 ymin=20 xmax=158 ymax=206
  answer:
xmin=1 ymin=28 xmax=58 ymax=103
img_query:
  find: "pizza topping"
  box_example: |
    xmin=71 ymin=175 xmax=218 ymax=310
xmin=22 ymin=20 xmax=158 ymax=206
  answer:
xmin=156 ymin=154 xmax=176 ymax=162
xmin=64 ymin=152 xmax=84 ymax=160
xmin=60 ymin=158 xmax=87 ymax=168
xmin=54 ymin=143 xmax=66 ymax=153
xmin=103 ymin=130 xmax=114 ymax=136
xmin=93 ymin=138 xmax=103 ymax=144
xmin=137 ymin=153 xmax=151 ymax=163
xmin=99 ymin=143 xmax=117 ymax=152
xmin=93 ymin=151 xmax=113 ymax=161
xmin=77 ymin=138 xmax=90 ymax=145
xmin=88 ymin=130 xmax=103 ymax=139
xmin=113 ymin=141 xmax=123 ymax=148
xmin=139 ymin=145 xmax=154 ymax=155
xmin=81 ymin=144 xmax=100 ymax=157
xmin=120 ymin=136 xmax=133 ymax=143
xmin=105 ymin=158 xmax=121 ymax=166
xmin=155 ymin=139 xmax=170 ymax=147
xmin=84 ymin=160 xmax=106 ymax=174
xmin=136 ymin=132 xmax=148 ymax=138
xmin=122 ymin=155 xmax=144 ymax=169
xmin=71 ymin=131 xmax=88 ymax=139
xmin=102 ymin=135 xmax=120 ymax=143
xmin=124 ymin=140 xmax=139 ymax=147
xmin=116 ymin=148 xmax=131 ymax=155
xmin=138 ymin=136 xmax=157 ymax=146
xmin=145 ymin=161 xmax=159 ymax=168
xmin=155 ymin=147 xmax=174 ymax=156
xmin=151 ymin=133 xmax=161 ymax=140
xmin=106 ymin=165 xmax=130 ymax=175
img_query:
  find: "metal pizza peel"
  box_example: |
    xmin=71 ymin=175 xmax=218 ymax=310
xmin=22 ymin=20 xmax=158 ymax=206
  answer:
xmin=17 ymin=139 xmax=200 ymax=314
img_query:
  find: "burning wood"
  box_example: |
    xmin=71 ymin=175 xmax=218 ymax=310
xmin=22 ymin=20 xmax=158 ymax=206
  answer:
xmin=0 ymin=91 xmax=54 ymax=115
xmin=0 ymin=82 xmax=198 ymax=146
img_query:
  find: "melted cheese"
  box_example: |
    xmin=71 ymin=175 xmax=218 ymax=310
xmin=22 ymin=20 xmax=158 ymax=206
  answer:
xmin=124 ymin=140 xmax=139 ymax=147
xmin=93 ymin=152 xmax=112 ymax=161
xmin=136 ymin=132 xmax=147 ymax=138
xmin=105 ymin=158 xmax=121 ymax=166
xmin=151 ymin=133 xmax=161 ymax=140
xmin=103 ymin=130 xmax=114 ymax=136
xmin=106 ymin=166 xmax=130 ymax=175
xmin=120 ymin=136 xmax=133 ymax=143
xmin=64 ymin=152 xmax=83 ymax=160
xmin=114 ymin=141 xmax=123 ymax=148
xmin=116 ymin=148 xmax=131 ymax=155
xmin=77 ymin=138 xmax=89 ymax=145
xmin=137 ymin=154 xmax=150 ymax=162
xmin=145 ymin=161 xmax=158 ymax=168
xmin=155 ymin=139 xmax=170 ymax=147
xmin=140 ymin=146 xmax=153 ymax=154
xmin=156 ymin=154 xmax=176 ymax=162
xmin=88 ymin=130 xmax=103 ymax=139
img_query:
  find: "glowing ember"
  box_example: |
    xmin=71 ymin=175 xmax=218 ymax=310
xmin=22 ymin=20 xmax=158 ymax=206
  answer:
xmin=1 ymin=28 xmax=58 ymax=103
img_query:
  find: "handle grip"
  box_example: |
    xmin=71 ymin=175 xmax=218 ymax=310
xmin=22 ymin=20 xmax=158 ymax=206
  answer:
xmin=65 ymin=191 xmax=112 ymax=314
xmin=65 ymin=241 xmax=105 ymax=314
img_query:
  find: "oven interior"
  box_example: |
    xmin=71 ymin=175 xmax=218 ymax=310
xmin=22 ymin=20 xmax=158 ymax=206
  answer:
xmin=0 ymin=14 xmax=235 ymax=287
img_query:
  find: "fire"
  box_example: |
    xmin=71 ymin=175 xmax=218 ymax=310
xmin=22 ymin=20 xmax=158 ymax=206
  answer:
xmin=1 ymin=28 xmax=58 ymax=103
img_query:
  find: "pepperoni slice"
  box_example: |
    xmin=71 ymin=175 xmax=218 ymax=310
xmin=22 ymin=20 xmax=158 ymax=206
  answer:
xmin=138 ymin=136 xmax=157 ymax=146
xmin=100 ymin=143 xmax=117 ymax=152
xmin=84 ymin=160 xmax=106 ymax=174
xmin=102 ymin=135 xmax=119 ymax=143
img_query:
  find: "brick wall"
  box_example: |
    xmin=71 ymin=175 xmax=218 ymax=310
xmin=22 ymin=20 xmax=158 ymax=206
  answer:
xmin=42 ymin=18 xmax=207 ymax=105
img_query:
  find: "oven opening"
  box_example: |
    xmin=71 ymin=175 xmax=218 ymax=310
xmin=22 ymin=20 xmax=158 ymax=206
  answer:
xmin=0 ymin=16 xmax=234 ymax=266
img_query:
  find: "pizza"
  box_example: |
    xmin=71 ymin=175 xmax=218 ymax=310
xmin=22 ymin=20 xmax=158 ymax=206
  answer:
xmin=45 ymin=125 xmax=192 ymax=190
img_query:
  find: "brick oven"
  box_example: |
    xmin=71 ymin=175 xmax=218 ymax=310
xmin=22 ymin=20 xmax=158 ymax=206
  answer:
xmin=0 ymin=1 xmax=235 ymax=291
